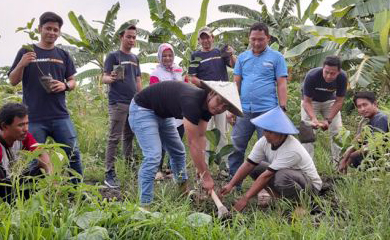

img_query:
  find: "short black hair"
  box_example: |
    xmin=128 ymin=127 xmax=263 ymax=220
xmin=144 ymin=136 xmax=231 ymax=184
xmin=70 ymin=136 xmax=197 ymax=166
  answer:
xmin=39 ymin=12 xmax=63 ymax=28
xmin=353 ymin=91 xmax=377 ymax=105
xmin=0 ymin=103 xmax=28 ymax=130
xmin=119 ymin=25 xmax=137 ymax=37
xmin=323 ymin=56 xmax=341 ymax=70
xmin=249 ymin=22 xmax=269 ymax=36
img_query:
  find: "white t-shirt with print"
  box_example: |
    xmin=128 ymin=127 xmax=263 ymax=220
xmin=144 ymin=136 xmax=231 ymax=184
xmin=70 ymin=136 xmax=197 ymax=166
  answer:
xmin=248 ymin=135 xmax=322 ymax=191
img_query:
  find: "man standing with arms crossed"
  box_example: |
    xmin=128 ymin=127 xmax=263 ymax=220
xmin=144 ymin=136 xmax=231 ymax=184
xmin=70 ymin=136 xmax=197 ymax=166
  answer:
xmin=227 ymin=22 xmax=288 ymax=189
xmin=189 ymin=27 xmax=236 ymax=173
xmin=8 ymin=12 xmax=82 ymax=184
xmin=102 ymin=25 xmax=142 ymax=188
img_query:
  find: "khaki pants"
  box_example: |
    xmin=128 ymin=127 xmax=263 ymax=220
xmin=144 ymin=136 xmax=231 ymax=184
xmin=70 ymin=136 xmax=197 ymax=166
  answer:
xmin=105 ymin=103 xmax=134 ymax=173
xmin=206 ymin=112 xmax=228 ymax=166
xmin=300 ymin=100 xmax=342 ymax=162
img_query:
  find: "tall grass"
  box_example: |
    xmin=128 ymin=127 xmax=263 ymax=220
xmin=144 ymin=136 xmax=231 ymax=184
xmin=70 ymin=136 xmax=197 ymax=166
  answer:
xmin=0 ymin=81 xmax=389 ymax=239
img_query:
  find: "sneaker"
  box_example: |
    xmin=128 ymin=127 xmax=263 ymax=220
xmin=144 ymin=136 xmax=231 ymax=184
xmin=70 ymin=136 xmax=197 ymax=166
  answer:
xmin=104 ymin=172 xmax=119 ymax=188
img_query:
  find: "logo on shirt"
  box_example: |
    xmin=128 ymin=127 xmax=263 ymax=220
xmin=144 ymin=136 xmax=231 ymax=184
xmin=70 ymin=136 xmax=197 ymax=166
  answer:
xmin=263 ymin=61 xmax=273 ymax=68
xmin=200 ymin=56 xmax=221 ymax=64
xmin=33 ymin=58 xmax=64 ymax=64
xmin=121 ymin=61 xmax=138 ymax=67
xmin=315 ymin=87 xmax=336 ymax=92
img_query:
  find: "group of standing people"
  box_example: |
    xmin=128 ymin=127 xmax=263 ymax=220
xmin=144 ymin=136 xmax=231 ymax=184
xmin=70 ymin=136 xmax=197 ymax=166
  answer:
xmin=1 ymin=11 xmax=388 ymax=211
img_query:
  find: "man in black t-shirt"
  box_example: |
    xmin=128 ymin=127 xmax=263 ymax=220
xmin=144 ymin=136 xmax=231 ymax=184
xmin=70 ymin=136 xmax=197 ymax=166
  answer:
xmin=8 ymin=12 xmax=82 ymax=184
xmin=339 ymin=92 xmax=389 ymax=173
xmin=102 ymin=25 xmax=142 ymax=188
xmin=301 ymin=56 xmax=348 ymax=163
xmin=129 ymin=81 xmax=242 ymax=206
xmin=188 ymin=27 xmax=236 ymax=173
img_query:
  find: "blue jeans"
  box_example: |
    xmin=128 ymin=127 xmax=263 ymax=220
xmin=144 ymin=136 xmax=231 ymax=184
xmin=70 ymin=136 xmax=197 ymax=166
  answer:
xmin=129 ymin=100 xmax=187 ymax=205
xmin=228 ymin=112 xmax=265 ymax=183
xmin=29 ymin=117 xmax=83 ymax=184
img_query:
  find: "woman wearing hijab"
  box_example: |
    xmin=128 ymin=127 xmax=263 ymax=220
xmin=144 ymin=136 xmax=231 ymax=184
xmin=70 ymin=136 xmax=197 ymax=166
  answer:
xmin=149 ymin=43 xmax=185 ymax=180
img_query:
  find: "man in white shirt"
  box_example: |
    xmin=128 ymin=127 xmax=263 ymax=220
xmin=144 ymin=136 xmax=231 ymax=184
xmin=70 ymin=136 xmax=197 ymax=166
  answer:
xmin=221 ymin=106 xmax=322 ymax=211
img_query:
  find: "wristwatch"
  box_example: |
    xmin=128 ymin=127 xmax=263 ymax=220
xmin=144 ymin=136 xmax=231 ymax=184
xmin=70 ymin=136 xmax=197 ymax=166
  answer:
xmin=280 ymin=105 xmax=287 ymax=112
xmin=64 ymin=82 xmax=71 ymax=91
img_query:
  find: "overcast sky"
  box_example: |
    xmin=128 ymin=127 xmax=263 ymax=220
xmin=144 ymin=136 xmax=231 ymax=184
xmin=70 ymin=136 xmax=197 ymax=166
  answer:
xmin=0 ymin=0 xmax=337 ymax=70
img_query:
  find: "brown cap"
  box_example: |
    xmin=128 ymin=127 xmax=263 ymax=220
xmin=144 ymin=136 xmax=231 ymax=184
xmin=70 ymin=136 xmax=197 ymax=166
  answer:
xmin=198 ymin=26 xmax=213 ymax=38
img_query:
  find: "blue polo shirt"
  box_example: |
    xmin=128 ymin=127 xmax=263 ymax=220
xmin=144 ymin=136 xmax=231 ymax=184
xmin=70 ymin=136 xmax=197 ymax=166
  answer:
xmin=234 ymin=47 xmax=287 ymax=113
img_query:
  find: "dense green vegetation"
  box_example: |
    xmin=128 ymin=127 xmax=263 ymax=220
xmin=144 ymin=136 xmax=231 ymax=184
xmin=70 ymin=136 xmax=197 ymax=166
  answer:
xmin=0 ymin=0 xmax=389 ymax=239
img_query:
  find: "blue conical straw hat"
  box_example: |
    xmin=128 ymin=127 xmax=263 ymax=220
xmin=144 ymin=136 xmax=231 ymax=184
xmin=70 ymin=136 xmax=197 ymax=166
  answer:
xmin=200 ymin=81 xmax=243 ymax=116
xmin=250 ymin=106 xmax=298 ymax=134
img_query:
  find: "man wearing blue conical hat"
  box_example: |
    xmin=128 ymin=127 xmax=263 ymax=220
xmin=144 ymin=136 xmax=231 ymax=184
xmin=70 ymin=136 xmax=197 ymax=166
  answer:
xmin=221 ymin=106 xmax=322 ymax=211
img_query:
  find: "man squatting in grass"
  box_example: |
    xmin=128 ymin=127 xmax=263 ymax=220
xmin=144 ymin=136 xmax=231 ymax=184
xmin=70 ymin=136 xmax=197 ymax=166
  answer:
xmin=129 ymin=80 xmax=243 ymax=206
xmin=338 ymin=92 xmax=389 ymax=173
xmin=8 ymin=12 xmax=83 ymax=184
xmin=188 ymin=27 xmax=236 ymax=174
xmin=102 ymin=25 xmax=142 ymax=188
xmin=221 ymin=106 xmax=322 ymax=211
xmin=0 ymin=103 xmax=53 ymax=203
xmin=301 ymin=56 xmax=348 ymax=163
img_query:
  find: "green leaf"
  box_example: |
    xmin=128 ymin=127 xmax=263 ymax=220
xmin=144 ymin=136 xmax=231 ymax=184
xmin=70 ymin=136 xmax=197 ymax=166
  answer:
xmin=205 ymin=128 xmax=221 ymax=151
xmin=75 ymin=68 xmax=102 ymax=82
xmin=22 ymin=44 xmax=34 ymax=52
xmin=190 ymin=0 xmax=210 ymax=50
xmin=187 ymin=212 xmax=212 ymax=227
xmin=100 ymin=2 xmax=120 ymax=38
xmin=68 ymin=11 xmax=87 ymax=43
xmin=75 ymin=211 xmax=111 ymax=229
xmin=302 ymin=0 xmax=321 ymax=23
xmin=284 ymin=36 xmax=324 ymax=58
xmin=349 ymin=55 xmax=388 ymax=88
xmin=74 ymin=226 xmax=109 ymax=240
xmin=332 ymin=5 xmax=354 ymax=18
xmin=218 ymin=4 xmax=262 ymax=20
xmin=374 ymin=10 xmax=390 ymax=55
xmin=27 ymin=18 xmax=35 ymax=29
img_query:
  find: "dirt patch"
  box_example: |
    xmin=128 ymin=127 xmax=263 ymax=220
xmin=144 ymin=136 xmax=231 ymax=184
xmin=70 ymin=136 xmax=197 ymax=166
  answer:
xmin=99 ymin=187 xmax=123 ymax=201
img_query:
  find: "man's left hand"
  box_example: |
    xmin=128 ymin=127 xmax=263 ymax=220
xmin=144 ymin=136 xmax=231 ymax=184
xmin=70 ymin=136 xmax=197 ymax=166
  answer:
xmin=50 ymin=80 xmax=67 ymax=93
xmin=234 ymin=196 xmax=249 ymax=212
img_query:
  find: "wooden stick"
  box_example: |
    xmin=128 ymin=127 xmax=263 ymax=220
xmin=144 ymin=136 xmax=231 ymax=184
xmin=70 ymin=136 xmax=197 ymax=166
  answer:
xmin=210 ymin=190 xmax=224 ymax=208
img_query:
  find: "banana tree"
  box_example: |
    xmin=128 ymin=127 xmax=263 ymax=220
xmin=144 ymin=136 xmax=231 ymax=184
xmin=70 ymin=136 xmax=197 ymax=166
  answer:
xmin=146 ymin=0 xmax=210 ymax=73
xmin=284 ymin=1 xmax=390 ymax=91
xmin=208 ymin=0 xmax=323 ymax=54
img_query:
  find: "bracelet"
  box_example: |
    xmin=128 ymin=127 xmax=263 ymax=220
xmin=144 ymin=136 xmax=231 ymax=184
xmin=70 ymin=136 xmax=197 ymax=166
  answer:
xmin=326 ymin=118 xmax=332 ymax=124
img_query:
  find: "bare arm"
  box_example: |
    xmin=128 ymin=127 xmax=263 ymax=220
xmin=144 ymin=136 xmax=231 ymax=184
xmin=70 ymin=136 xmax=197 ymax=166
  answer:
xmin=277 ymin=77 xmax=287 ymax=107
xmin=234 ymin=169 xmax=275 ymax=211
xmin=183 ymin=118 xmax=214 ymax=191
xmin=221 ymin=160 xmax=256 ymax=195
xmin=189 ymin=75 xmax=202 ymax=87
xmin=327 ymin=96 xmax=344 ymax=121
xmin=9 ymin=51 xmax=37 ymax=86
xmin=102 ymin=72 xmax=116 ymax=84
xmin=38 ymin=152 xmax=53 ymax=175
xmin=303 ymin=96 xmax=318 ymax=122
xmin=50 ymin=75 xmax=77 ymax=93
xmin=135 ymin=76 xmax=142 ymax=92
xmin=233 ymin=75 xmax=242 ymax=95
